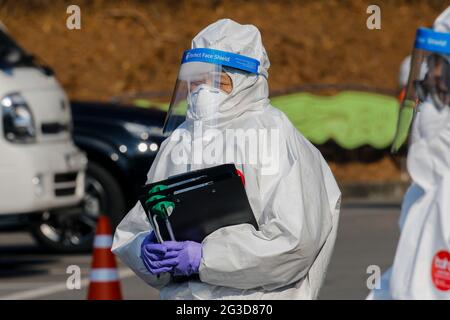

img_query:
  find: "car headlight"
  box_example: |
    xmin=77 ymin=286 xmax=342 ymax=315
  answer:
xmin=1 ymin=93 xmax=36 ymax=143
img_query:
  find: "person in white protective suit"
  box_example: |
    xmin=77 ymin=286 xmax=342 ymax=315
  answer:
xmin=368 ymin=7 xmax=450 ymax=299
xmin=111 ymin=19 xmax=341 ymax=300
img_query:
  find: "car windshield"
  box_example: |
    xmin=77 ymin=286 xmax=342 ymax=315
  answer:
xmin=0 ymin=29 xmax=36 ymax=68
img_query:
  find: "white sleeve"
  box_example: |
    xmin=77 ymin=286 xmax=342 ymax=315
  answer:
xmin=198 ymin=160 xmax=335 ymax=291
xmin=111 ymin=201 xmax=171 ymax=290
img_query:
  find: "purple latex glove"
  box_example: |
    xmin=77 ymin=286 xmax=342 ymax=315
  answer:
xmin=161 ymin=241 xmax=202 ymax=277
xmin=140 ymin=232 xmax=179 ymax=275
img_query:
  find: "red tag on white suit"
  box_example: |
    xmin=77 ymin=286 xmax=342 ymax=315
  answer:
xmin=431 ymin=250 xmax=450 ymax=291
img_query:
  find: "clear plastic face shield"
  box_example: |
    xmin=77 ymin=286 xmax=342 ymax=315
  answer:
xmin=163 ymin=48 xmax=260 ymax=134
xmin=392 ymin=28 xmax=450 ymax=152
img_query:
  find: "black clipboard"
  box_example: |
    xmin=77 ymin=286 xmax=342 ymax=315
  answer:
xmin=139 ymin=164 xmax=258 ymax=243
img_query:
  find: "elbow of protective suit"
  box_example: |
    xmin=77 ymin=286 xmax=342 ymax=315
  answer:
xmin=251 ymin=245 xmax=319 ymax=291
xmin=198 ymin=221 xmax=324 ymax=291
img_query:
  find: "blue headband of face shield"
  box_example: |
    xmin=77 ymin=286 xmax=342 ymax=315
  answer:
xmin=181 ymin=48 xmax=260 ymax=74
xmin=414 ymin=27 xmax=450 ymax=54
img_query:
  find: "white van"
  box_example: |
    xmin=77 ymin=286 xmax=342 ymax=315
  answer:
xmin=0 ymin=24 xmax=86 ymax=238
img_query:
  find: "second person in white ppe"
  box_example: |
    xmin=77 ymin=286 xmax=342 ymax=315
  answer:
xmin=112 ymin=19 xmax=341 ymax=300
xmin=369 ymin=6 xmax=450 ymax=299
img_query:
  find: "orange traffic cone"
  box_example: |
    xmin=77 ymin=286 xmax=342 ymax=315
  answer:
xmin=87 ymin=215 xmax=123 ymax=300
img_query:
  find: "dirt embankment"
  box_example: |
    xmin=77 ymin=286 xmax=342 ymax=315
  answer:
xmin=0 ymin=0 xmax=447 ymax=182
xmin=1 ymin=0 xmax=446 ymax=100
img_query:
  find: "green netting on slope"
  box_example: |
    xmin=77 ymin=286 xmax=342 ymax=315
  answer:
xmin=270 ymin=91 xmax=399 ymax=149
xmin=134 ymin=91 xmax=400 ymax=150
xmin=134 ymin=99 xmax=169 ymax=109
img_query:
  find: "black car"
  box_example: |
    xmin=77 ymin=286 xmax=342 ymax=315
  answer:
xmin=29 ymin=101 xmax=172 ymax=252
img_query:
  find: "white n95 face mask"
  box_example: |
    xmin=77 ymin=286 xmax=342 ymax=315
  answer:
xmin=186 ymin=84 xmax=228 ymax=121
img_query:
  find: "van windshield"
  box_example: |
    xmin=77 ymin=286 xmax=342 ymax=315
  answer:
xmin=0 ymin=29 xmax=36 ymax=68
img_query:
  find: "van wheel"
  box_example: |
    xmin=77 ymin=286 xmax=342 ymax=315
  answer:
xmin=29 ymin=162 xmax=126 ymax=253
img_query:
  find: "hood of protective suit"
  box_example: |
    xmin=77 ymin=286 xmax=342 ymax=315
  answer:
xmin=433 ymin=6 xmax=450 ymax=32
xmin=186 ymin=19 xmax=271 ymax=126
xmin=192 ymin=19 xmax=270 ymax=77
xmin=398 ymin=55 xmax=428 ymax=89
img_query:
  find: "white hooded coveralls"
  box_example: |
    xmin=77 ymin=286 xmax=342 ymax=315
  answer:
xmin=112 ymin=19 xmax=341 ymax=300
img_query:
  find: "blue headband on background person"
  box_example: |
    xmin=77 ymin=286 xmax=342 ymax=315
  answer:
xmin=181 ymin=48 xmax=260 ymax=74
xmin=415 ymin=27 xmax=450 ymax=54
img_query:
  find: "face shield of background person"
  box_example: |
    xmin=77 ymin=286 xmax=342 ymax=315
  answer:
xmin=391 ymin=28 xmax=450 ymax=153
xmin=408 ymin=54 xmax=450 ymax=143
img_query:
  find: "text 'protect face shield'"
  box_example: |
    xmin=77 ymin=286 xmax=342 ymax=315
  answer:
xmin=392 ymin=28 xmax=450 ymax=152
xmin=163 ymin=48 xmax=260 ymax=134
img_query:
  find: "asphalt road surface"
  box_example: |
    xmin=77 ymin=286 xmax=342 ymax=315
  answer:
xmin=0 ymin=199 xmax=400 ymax=300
